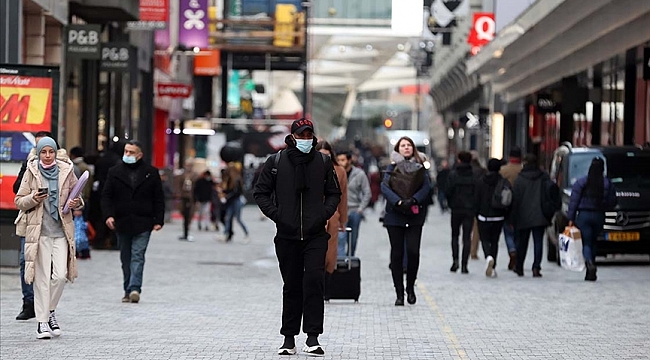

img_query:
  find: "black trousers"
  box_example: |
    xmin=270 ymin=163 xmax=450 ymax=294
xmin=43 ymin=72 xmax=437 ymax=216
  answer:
xmin=386 ymin=225 xmax=423 ymax=295
xmin=275 ymin=236 xmax=328 ymax=336
xmin=451 ymin=212 xmax=474 ymax=266
xmin=477 ymin=220 xmax=504 ymax=267
xmin=181 ymin=198 xmax=193 ymax=238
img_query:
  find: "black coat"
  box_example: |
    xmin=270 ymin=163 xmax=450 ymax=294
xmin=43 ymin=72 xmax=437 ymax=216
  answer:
xmin=101 ymin=160 xmax=165 ymax=235
xmin=446 ymin=163 xmax=477 ymax=214
xmin=253 ymin=148 xmax=341 ymax=241
xmin=511 ymin=165 xmax=551 ymax=230
xmin=474 ymin=171 xmax=508 ymax=218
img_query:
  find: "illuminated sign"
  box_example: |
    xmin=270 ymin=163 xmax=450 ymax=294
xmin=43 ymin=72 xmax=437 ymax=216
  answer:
xmin=0 ymin=75 xmax=53 ymax=132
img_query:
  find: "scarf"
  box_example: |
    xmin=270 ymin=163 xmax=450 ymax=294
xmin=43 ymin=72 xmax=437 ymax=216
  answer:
xmin=39 ymin=160 xmax=60 ymax=221
xmin=284 ymin=135 xmax=316 ymax=193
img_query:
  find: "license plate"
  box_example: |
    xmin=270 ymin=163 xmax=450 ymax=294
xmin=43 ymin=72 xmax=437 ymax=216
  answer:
xmin=606 ymin=232 xmax=640 ymax=241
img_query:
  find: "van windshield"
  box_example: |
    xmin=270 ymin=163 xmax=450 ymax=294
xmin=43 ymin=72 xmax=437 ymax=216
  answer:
xmin=568 ymin=152 xmax=650 ymax=187
xmin=605 ymin=153 xmax=650 ymax=187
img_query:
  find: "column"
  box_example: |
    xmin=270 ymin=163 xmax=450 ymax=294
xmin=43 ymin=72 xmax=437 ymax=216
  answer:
xmin=24 ymin=12 xmax=45 ymax=65
xmin=623 ymin=48 xmax=637 ymax=145
xmin=0 ymin=0 xmax=22 ymax=64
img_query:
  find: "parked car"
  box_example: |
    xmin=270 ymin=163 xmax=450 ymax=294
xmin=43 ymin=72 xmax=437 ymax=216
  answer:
xmin=546 ymin=143 xmax=650 ymax=264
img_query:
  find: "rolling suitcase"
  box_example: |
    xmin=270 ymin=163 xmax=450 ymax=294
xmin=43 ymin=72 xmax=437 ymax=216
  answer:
xmin=328 ymin=227 xmax=361 ymax=302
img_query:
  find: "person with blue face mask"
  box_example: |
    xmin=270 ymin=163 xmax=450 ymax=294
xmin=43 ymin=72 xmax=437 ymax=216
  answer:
xmin=254 ymin=118 xmax=342 ymax=357
xmin=101 ymin=140 xmax=165 ymax=304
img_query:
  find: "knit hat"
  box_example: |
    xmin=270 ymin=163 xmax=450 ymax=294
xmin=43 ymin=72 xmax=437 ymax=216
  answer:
xmin=36 ymin=136 xmax=58 ymax=154
xmin=488 ymin=158 xmax=503 ymax=172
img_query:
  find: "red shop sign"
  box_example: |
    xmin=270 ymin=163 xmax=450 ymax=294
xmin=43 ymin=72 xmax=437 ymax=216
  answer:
xmin=467 ymin=12 xmax=495 ymax=55
xmin=140 ymin=0 xmax=169 ymax=22
xmin=157 ymin=83 xmax=192 ymax=98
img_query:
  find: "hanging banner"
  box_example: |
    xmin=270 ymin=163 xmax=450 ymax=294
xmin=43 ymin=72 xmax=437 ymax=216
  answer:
xmin=467 ymin=12 xmax=495 ymax=55
xmin=128 ymin=0 xmax=168 ymax=30
xmin=100 ymin=43 xmax=135 ymax=73
xmin=179 ymin=0 xmax=208 ymax=49
xmin=157 ymin=83 xmax=193 ymax=98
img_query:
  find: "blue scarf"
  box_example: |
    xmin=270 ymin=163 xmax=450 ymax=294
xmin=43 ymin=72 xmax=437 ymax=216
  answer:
xmin=39 ymin=161 xmax=60 ymax=221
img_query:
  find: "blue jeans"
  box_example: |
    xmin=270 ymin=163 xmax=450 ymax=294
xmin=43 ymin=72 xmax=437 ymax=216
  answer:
xmin=117 ymin=231 xmax=151 ymax=294
xmin=19 ymin=237 xmax=34 ymax=302
xmin=575 ymin=210 xmax=605 ymax=263
xmin=516 ymin=226 xmax=545 ymax=271
xmin=224 ymin=197 xmax=248 ymax=238
xmin=503 ymin=224 xmax=517 ymax=254
xmin=338 ymin=211 xmax=363 ymax=256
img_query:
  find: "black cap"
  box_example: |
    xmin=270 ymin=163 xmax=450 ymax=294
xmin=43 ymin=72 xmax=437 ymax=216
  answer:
xmin=488 ymin=158 xmax=503 ymax=172
xmin=291 ymin=118 xmax=314 ymax=135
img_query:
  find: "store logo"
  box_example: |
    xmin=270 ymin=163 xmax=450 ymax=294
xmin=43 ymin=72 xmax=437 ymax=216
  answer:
xmin=68 ymin=29 xmax=99 ymax=46
xmin=615 ymin=212 xmax=630 ymax=226
xmin=183 ymin=0 xmax=205 ymax=30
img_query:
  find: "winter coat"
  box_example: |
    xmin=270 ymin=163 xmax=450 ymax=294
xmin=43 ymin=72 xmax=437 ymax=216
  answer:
xmin=101 ymin=160 xmax=165 ymax=235
xmin=14 ymin=158 xmax=80 ymax=285
xmin=511 ymin=166 xmax=551 ymax=229
xmin=381 ymin=162 xmax=433 ymax=227
xmin=193 ymin=177 xmax=215 ymax=203
xmin=253 ymin=148 xmax=342 ymax=241
xmin=347 ymin=166 xmax=371 ymax=212
xmin=325 ymin=165 xmax=348 ymax=273
xmin=14 ymin=149 xmax=70 ymax=237
xmin=474 ymin=171 xmax=508 ymax=220
xmin=567 ymin=176 xmax=617 ymax=221
xmin=446 ymin=163 xmax=477 ymax=214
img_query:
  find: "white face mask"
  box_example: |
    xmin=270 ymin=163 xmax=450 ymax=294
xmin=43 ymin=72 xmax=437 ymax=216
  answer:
xmin=123 ymin=155 xmax=137 ymax=164
xmin=294 ymin=138 xmax=313 ymax=153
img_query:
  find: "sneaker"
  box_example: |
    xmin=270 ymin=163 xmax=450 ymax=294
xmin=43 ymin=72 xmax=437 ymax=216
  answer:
xmin=485 ymin=256 xmax=495 ymax=277
xmin=37 ymin=322 xmax=52 ymax=339
xmin=129 ymin=290 xmax=140 ymax=303
xmin=48 ymin=310 xmax=61 ymax=336
xmin=302 ymin=344 xmax=325 ymax=357
xmin=492 ymin=269 xmax=498 ymax=278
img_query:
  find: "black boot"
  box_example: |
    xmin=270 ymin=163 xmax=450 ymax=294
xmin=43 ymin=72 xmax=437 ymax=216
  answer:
xmin=395 ymin=289 xmax=404 ymax=306
xmin=585 ymin=261 xmax=597 ymax=281
xmin=16 ymin=300 xmax=35 ymax=320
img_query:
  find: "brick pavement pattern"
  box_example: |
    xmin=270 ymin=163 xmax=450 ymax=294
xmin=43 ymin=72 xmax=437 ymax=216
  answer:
xmin=1 ymin=206 xmax=649 ymax=359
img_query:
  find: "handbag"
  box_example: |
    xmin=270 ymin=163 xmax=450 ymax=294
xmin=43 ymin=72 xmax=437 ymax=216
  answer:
xmin=387 ymin=161 xmax=425 ymax=199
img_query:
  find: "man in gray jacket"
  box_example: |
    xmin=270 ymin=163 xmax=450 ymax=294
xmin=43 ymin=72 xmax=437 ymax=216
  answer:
xmin=336 ymin=151 xmax=371 ymax=256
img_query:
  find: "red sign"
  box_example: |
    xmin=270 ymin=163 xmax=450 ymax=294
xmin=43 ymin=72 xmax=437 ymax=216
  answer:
xmin=157 ymin=83 xmax=192 ymax=98
xmin=467 ymin=12 xmax=495 ymax=55
xmin=194 ymin=50 xmax=221 ymax=76
xmin=0 ymin=75 xmax=53 ymax=132
xmin=140 ymin=0 xmax=168 ymax=22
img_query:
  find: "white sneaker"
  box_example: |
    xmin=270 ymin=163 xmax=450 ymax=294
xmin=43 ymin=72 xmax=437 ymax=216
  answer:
xmin=37 ymin=322 xmax=52 ymax=339
xmin=278 ymin=346 xmax=296 ymax=355
xmin=302 ymin=345 xmax=325 ymax=357
xmin=492 ymin=269 xmax=498 ymax=278
xmin=48 ymin=310 xmax=61 ymax=336
xmin=485 ymin=256 xmax=495 ymax=277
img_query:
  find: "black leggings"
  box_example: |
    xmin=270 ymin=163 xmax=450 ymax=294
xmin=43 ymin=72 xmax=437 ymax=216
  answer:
xmin=386 ymin=225 xmax=423 ymax=296
xmin=477 ymin=220 xmax=504 ymax=267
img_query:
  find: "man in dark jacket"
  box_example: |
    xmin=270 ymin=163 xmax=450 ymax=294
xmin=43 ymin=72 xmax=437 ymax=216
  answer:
xmin=193 ymin=170 xmax=214 ymax=231
xmin=253 ymin=118 xmax=341 ymax=357
xmin=101 ymin=140 xmax=165 ymax=303
xmin=510 ymin=154 xmax=550 ymax=277
xmin=446 ymin=151 xmax=476 ymax=273
xmin=474 ymin=159 xmax=509 ymax=278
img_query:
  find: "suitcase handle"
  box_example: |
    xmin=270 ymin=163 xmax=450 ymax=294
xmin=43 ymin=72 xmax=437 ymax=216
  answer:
xmin=344 ymin=227 xmax=352 ymax=270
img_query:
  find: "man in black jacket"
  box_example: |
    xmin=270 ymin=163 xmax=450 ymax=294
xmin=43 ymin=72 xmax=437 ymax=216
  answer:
xmin=254 ymin=119 xmax=341 ymax=357
xmin=101 ymin=140 xmax=165 ymax=303
xmin=445 ymin=151 xmax=476 ymax=274
xmin=474 ymin=159 xmax=509 ymax=278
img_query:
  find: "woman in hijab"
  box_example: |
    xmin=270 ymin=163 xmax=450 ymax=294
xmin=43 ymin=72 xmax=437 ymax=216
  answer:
xmin=15 ymin=137 xmax=82 ymax=339
xmin=380 ymin=136 xmax=432 ymax=306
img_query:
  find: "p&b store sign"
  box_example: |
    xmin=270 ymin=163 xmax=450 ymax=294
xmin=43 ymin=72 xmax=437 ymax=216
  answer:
xmin=100 ymin=43 xmax=136 ymax=73
xmin=67 ymin=25 xmax=101 ymax=60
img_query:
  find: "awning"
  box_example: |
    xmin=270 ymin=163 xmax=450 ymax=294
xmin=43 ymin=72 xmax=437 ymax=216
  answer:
xmin=466 ymin=0 xmax=650 ymax=102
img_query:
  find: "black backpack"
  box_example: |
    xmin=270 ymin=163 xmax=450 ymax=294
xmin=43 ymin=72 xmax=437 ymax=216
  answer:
xmin=540 ymin=177 xmax=561 ymax=221
xmin=491 ymin=176 xmax=512 ymax=210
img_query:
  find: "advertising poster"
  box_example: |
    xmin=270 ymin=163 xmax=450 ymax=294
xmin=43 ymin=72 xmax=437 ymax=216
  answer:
xmin=0 ymin=64 xmax=59 ymax=210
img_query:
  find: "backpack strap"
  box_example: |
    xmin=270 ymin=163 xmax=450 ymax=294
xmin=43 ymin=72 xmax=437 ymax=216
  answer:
xmin=271 ymin=150 xmax=282 ymax=177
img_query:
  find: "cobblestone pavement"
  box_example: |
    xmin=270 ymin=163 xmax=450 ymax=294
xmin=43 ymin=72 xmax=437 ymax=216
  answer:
xmin=2 ymin=205 xmax=649 ymax=360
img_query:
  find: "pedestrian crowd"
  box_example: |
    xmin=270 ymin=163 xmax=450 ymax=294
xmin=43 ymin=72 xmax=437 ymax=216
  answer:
xmin=10 ymin=123 xmax=616 ymax=358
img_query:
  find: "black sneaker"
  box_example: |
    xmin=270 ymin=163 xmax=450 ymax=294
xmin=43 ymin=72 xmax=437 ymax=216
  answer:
xmin=36 ymin=322 xmax=52 ymax=339
xmin=302 ymin=344 xmax=325 ymax=357
xmin=48 ymin=310 xmax=61 ymax=336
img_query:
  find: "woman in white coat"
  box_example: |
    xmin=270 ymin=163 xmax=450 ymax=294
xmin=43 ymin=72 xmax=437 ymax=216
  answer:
xmin=14 ymin=137 xmax=82 ymax=339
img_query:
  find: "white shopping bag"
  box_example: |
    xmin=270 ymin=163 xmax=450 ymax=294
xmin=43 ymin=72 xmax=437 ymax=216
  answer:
xmin=558 ymin=226 xmax=585 ymax=272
